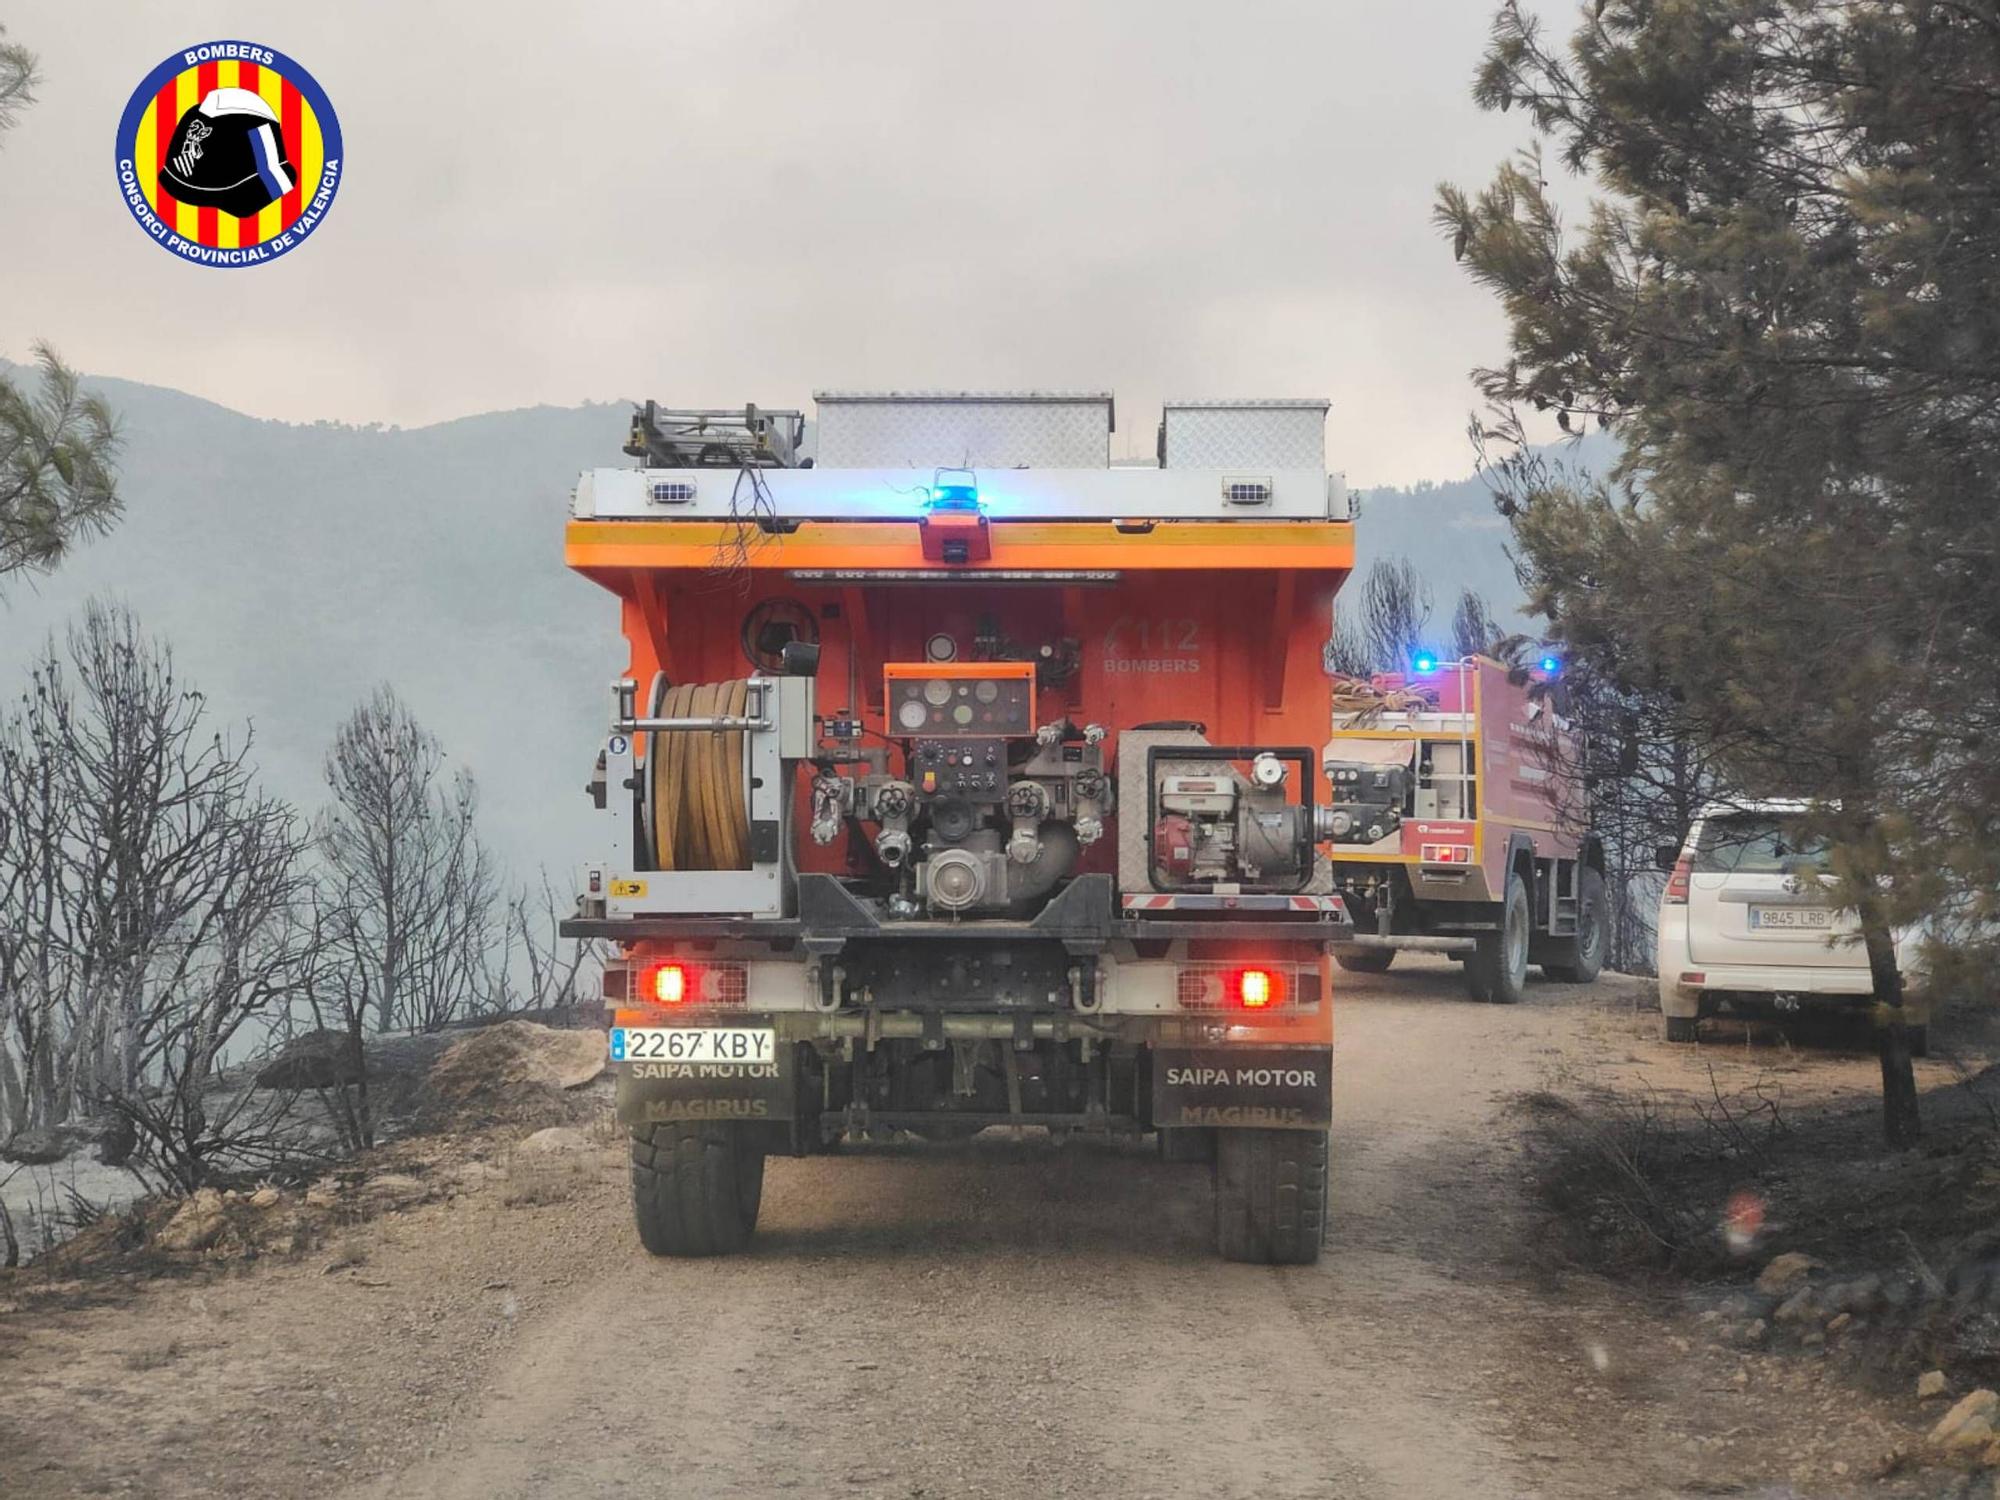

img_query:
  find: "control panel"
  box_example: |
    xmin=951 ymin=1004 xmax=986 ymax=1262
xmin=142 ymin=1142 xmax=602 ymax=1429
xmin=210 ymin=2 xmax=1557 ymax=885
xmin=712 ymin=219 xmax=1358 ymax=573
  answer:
xmin=883 ymin=662 xmax=1036 ymax=738
xmin=909 ymin=738 xmax=1006 ymax=801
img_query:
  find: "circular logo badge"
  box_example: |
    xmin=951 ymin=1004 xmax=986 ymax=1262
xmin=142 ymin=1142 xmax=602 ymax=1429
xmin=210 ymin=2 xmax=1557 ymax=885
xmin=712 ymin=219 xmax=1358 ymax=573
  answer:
xmin=115 ymin=42 xmax=342 ymax=267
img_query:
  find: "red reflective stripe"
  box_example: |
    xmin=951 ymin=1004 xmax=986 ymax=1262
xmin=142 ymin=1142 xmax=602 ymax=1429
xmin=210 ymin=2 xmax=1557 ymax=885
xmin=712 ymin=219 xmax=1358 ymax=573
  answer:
xmin=196 ymin=61 xmax=218 ymax=245
xmin=154 ymin=78 xmax=179 ymax=226
xmin=281 ymin=78 xmax=303 ymax=228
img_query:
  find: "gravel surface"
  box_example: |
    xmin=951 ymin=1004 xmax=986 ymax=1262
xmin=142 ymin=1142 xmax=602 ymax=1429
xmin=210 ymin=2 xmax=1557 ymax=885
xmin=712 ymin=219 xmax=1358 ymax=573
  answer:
xmin=3 ymin=959 xmax=1986 ymax=1499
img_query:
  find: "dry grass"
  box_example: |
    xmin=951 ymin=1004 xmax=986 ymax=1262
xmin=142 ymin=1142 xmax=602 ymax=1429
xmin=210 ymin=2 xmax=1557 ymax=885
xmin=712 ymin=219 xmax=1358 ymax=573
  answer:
xmin=121 ymin=1337 xmax=184 ymax=1372
xmin=501 ymin=1150 xmax=586 ymax=1207
xmin=1512 ymin=1070 xmax=1788 ymax=1276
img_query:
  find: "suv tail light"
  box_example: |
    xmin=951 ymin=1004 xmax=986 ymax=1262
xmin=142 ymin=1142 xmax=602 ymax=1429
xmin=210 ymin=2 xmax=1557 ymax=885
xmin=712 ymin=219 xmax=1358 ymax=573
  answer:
xmin=1663 ymin=852 xmax=1692 ymax=905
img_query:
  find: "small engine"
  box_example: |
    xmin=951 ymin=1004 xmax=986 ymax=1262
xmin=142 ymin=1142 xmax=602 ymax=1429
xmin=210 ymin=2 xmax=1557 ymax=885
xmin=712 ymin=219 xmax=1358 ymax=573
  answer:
xmin=1150 ymin=750 xmax=1315 ymax=890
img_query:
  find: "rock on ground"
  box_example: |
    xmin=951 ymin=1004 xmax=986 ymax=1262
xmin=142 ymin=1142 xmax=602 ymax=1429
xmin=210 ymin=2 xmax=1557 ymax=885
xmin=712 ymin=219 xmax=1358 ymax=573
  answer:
xmin=1756 ymin=1251 xmax=1826 ymax=1297
xmin=0 ymin=1116 xmax=135 ymax=1166
xmin=255 ymin=1029 xmax=365 ymax=1091
xmin=1931 ymin=1389 xmax=1999 ymax=1452
xmin=1920 ymin=1370 xmax=1949 ymax=1400
xmin=153 ymin=1188 xmax=228 ymax=1253
xmin=424 ymin=1022 xmax=606 ymax=1122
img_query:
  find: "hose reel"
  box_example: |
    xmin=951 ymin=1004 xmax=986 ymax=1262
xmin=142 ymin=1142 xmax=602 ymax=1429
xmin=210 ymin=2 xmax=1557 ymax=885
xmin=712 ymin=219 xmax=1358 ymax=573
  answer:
xmin=646 ymin=678 xmax=754 ymax=871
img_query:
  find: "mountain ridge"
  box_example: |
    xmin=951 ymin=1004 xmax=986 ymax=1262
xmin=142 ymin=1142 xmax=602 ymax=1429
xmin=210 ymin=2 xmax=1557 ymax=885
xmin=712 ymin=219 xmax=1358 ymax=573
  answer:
xmin=0 ymin=368 xmax=1599 ymax=885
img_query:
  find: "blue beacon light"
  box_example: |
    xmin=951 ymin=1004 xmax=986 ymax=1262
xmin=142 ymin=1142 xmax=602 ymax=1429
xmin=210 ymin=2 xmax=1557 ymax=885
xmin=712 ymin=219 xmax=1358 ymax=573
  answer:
xmin=1411 ymin=651 xmax=1439 ymax=673
xmin=928 ymin=468 xmax=982 ymax=513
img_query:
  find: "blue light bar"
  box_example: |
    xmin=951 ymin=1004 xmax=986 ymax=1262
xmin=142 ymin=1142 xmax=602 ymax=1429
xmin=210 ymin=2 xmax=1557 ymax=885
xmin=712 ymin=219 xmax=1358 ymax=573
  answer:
xmin=928 ymin=467 xmax=981 ymax=513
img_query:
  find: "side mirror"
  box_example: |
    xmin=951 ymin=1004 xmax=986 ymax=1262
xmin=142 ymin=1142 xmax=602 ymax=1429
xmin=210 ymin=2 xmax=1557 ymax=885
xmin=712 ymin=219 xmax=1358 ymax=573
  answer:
xmin=1654 ymin=843 xmax=1680 ymax=872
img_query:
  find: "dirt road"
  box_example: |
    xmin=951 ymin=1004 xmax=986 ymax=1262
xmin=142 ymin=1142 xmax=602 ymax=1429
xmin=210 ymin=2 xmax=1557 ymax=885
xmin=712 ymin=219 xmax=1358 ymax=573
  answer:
xmin=347 ymin=962 xmax=1572 ymax=1500
xmin=4 ymin=961 xmax=1968 ymax=1498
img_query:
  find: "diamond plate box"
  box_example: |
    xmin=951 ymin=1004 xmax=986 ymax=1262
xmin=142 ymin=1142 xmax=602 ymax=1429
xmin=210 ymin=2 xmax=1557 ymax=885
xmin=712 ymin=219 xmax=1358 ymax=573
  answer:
xmin=1161 ymin=399 xmax=1329 ymax=469
xmin=813 ymin=391 xmax=1113 ymax=469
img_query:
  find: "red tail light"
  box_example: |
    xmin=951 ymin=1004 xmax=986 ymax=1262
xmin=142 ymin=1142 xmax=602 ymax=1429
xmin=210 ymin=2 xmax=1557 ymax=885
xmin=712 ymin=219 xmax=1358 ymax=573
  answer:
xmin=1176 ymin=964 xmax=1301 ymax=1011
xmin=629 ymin=961 xmax=748 ymax=1007
xmin=1664 ymin=853 xmax=1692 ymax=905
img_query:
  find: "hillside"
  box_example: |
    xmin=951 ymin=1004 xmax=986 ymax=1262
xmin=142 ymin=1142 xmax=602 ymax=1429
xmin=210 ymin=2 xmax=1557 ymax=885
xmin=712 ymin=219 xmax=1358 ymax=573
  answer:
xmin=0 ymin=370 xmax=1589 ymax=884
xmin=0 ymin=371 xmax=625 ymax=881
xmin=1355 ymin=430 xmax=1617 ymax=634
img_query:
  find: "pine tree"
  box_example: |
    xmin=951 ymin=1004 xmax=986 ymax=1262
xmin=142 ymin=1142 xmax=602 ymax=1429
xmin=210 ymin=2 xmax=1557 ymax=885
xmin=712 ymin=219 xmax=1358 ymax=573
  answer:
xmin=0 ymin=31 xmax=121 ymax=589
xmin=1438 ymin=0 xmax=2000 ymax=1144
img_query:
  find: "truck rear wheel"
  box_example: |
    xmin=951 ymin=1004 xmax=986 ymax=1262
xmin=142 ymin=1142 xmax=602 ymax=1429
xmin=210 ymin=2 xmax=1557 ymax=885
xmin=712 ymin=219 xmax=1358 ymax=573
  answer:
xmin=1542 ymin=866 xmax=1606 ymax=984
xmin=1215 ymin=1128 xmax=1327 ymax=1265
xmin=630 ymin=1122 xmax=765 ymax=1257
xmin=1333 ymin=946 xmax=1395 ymax=974
xmin=1467 ymin=871 xmax=1530 ymax=1005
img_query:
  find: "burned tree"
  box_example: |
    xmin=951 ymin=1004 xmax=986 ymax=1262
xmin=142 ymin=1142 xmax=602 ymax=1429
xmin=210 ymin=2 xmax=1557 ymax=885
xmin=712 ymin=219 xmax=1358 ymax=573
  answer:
xmin=1450 ymin=589 xmax=1502 ymax=663
xmin=0 ymin=602 xmax=313 ymax=1186
xmin=495 ymin=872 xmax=606 ymax=1019
xmin=318 ymin=687 xmax=498 ymax=1035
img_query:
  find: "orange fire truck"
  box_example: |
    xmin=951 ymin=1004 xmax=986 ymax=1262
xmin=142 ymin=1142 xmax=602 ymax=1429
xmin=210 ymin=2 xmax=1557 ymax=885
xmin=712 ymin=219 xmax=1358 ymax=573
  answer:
xmin=1322 ymin=656 xmax=1606 ymax=1004
xmin=562 ymin=393 xmax=1357 ymax=1262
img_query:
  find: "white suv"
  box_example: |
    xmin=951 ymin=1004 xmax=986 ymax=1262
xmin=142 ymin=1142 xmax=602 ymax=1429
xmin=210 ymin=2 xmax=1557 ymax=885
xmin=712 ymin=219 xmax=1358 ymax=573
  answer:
xmin=1655 ymin=800 xmax=1927 ymax=1053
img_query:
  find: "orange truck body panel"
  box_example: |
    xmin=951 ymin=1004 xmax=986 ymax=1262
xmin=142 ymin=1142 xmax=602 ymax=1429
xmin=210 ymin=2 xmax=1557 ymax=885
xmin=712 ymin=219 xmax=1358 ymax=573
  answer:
xmin=565 ymin=516 xmax=1354 ymax=897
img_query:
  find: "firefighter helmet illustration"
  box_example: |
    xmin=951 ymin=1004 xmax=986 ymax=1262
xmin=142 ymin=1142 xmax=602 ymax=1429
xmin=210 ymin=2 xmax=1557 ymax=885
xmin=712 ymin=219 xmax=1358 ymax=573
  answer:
xmin=160 ymin=87 xmax=296 ymax=217
xmin=114 ymin=41 xmax=343 ymax=267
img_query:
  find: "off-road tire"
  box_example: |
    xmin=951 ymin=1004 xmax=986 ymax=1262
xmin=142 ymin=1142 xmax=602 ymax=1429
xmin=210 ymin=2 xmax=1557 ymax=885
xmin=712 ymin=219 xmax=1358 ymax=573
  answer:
xmin=1215 ymin=1128 xmax=1327 ymax=1265
xmin=1542 ymin=867 xmax=1606 ymax=984
xmin=1333 ymin=947 xmax=1396 ymax=975
xmin=630 ymin=1122 xmax=765 ymax=1257
xmin=1663 ymin=1015 xmax=1699 ymax=1044
xmin=1158 ymin=1126 xmax=1218 ymax=1163
xmin=1468 ymin=871 xmax=1531 ymax=1005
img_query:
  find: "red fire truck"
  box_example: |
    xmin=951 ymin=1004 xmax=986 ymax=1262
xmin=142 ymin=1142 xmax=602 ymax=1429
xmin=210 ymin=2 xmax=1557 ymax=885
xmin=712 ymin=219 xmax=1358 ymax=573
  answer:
xmin=562 ymin=393 xmax=1357 ymax=1263
xmin=1321 ymin=655 xmax=1605 ymax=1004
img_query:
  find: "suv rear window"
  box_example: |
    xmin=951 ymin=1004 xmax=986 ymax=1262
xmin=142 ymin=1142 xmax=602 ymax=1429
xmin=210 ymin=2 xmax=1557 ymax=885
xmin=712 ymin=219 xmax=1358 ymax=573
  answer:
xmin=1693 ymin=814 xmax=1831 ymax=874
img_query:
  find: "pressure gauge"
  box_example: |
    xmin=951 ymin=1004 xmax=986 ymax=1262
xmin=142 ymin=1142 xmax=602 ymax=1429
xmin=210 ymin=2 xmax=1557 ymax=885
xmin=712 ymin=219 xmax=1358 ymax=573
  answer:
xmin=974 ymin=679 xmax=999 ymax=704
xmin=897 ymin=699 xmax=930 ymax=731
xmin=925 ymin=632 xmax=958 ymax=662
xmin=923 ymin=678 xmax=953 ymax=706
xmin=951 ymin=703 xmax=974 ymax=726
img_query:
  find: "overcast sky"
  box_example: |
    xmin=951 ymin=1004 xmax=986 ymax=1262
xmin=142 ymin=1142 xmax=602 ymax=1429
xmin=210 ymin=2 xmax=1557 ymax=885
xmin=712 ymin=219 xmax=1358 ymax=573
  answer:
xmin=1 ymin=2 xmax=1571 ymax=486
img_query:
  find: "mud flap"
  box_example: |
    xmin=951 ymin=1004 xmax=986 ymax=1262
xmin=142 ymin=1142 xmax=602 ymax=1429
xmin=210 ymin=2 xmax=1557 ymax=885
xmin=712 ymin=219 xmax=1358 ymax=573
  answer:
xmin=616 ymin=1043 xmax=797 ymax=1127
xmin=1150 ymin=1046 xmax=1331 ymax=1131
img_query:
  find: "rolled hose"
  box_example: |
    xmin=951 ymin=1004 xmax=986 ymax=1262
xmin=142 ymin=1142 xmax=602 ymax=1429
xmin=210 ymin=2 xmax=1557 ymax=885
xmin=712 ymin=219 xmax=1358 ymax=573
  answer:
xmin=647 ymin=679 xmax=753 ymax=871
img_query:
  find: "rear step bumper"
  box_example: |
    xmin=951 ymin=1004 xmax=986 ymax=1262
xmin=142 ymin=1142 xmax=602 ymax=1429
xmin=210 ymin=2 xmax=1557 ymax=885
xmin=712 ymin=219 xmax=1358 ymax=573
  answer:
xmin=1660 ymin=961 xmax=1877 ymax=1018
